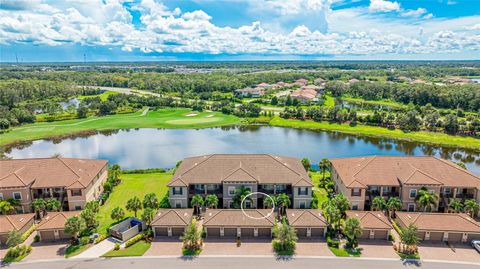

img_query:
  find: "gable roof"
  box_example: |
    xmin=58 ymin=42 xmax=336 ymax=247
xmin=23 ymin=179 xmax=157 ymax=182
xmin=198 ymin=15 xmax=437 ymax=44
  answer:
xmin=151 ymin=209 xmax=193 ymax=227
xmin=0 ymin=213 xmax=35 ymax=234
xmin=36 ymin=211 xmax=79 ymax=231
xmin=203 ymin=209 xmax=275 ymax=227
xmin=286 ymin=209 xmax=327 ymax=227
xmin=395 ymin=212 xmax=480 ymax=233
xmin=168 ymin=154 xmax=312 ymax=187
xmin=346 ymin=211 xmax=392 ymax=230
xmin=0 ymin=157 xmax=108 ymax=190
xmin=330 ymin=156 xmax=480 ymax=188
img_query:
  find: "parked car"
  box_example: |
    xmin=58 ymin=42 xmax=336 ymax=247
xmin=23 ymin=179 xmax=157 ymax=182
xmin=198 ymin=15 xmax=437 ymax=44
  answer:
xmin=472 ymin=240 xmax=480 ymax=253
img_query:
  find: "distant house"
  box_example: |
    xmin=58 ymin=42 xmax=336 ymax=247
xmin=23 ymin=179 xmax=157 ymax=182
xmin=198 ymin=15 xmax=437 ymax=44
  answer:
xmin=0 ymin=157 xmax=108 ymax=213
xmin=256 ymin=82 xmax=273 ymax=89
xmin=290 ymin=89 xmax=318 ymax=103
xmin=293 ymin=78 xmax=308 ymax=86
xmin=314 ymin=78 xmax=326 ymax=86
xmin=348 ymin=78 xmax=360 ymax=84
xmin=395 ymin=212 xmax=480 ymax=242
xmin=301 ymin=85 xmax=322 ymax=91
xmin=235 ymin=87 xmax=265 ymax=98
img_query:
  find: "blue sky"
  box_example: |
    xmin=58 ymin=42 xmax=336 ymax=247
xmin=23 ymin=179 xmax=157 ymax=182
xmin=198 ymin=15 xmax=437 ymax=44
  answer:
xmin=0 ymin=0 xmax=479 ymax=62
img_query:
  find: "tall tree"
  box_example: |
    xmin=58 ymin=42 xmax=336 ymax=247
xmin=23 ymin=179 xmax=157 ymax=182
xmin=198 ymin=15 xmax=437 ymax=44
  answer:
xmin=464 ymin=199 xmax=480 ymax=218
xmin=126 ymin=197 xmax=142 ymax=217
xmin=181 ymin=219 xmax=202 ymax=254
xmin=400 ymin=224 xmax=419 ymax=254
xmin=46 ymin=198 xmax=61 ymax=212
xmin=0 ymin=200 xmax=14 ymax=215
xmin=415 ymin=188 xmax=438 ymax=212
xmin=205 ymin=194 xmax=219 ymax=209
xmin=64 ymin=216 xmax=86 ymax=242
xmin=386 ymin=197 xmax=402 ymax=218
xmin=32 ymin=199 xmax=47 ymax=219
xmin=143 ymin=193 xmax=159 ymax=209
xmin=141 ymin=207 xmax=155 ymax=229
xmin=276 ymin=193 xmax=291 ymax=216
xmin=448 ymin=199 xmax=463 ymax=213
xmin=191 ymin=194 xmax=204 ymax=215
xmin=343 ymin=217 xmax=363 ymax=249
xmin=111 ymin=206 xmax=125 ymax=222
xmin=85 ymin=200 xmax=100 ymax=214
xmin=80 ymin=208 xmax=98 ymax=231
xmin=318 ymin=158 xmax=330 ymax=181
xmin=371 ymin=196 xmax=386 ymax=211
xmin=272 ymin=219 xmax=298 ymax=255
xmin=301 ymin=158 xmax=311 ymax=171
xmin=232 ymin=186 xmax=252 ymax=209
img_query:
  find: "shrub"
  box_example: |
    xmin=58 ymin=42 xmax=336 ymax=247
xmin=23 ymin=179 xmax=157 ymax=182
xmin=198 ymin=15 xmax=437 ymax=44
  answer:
xmin=391 ymin=220 xmax=403 ymax=236
xmin=95 ymin=234 xmax=107 ymax=244
xmin=21 ymin=225 xmax=37 ymax=242
xmin=3 ymin=245 xmax=32 ymax=263
xmin=33 ymin=235 xmax=40 ymax=243
xmin=389 ymin=233 xmax=395 ymax=241
xmin=327 ymin=236 xmax=340 ymax=248
xmin=125 ymin=234 xmax=144 ymax=248
xmin=114 ymin=243 xmax=120 ymax=251
xmin=79 ymin=236 xmax=90 ymax=245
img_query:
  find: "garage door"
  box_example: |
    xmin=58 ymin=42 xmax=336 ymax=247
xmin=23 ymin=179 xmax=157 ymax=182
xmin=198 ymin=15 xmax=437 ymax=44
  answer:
xmin=241 ymin=228 xmax=254 ymax=238
xmin=40 ymin=231 xmax=55 ymax=241
xmin=373 ymin=230 xmax=388 ymax=240
xmin=258 ymin=228 xmax=271 ymax=238
xmin=311 ymin=228 xmax=324 ymax=237
xmin=360 ymin=230 xmax=370 ymax=239
xmin=154 ymin=227 xmax=168 ymax=236
xmin=467 ymin=233 xmax=480 ymax=241
xmin=447 ymin=233 xmax=463 ymax=242
xmin=429 ymin=232 xmax=444 ymax=241
xmin=172 ymin=227 xmax=185 ymax=237
xmin=59 ymin=230 xmax=70 ymax=240
xmin=296 ymin=228 xmax=308 ymax=237
xmin=224 ymin=228 xmax=237 ymax=237
xmin=416 ymin=231 xmax=426 ymax=240
xmin=207 ymin=228 xmax=220 ymax=237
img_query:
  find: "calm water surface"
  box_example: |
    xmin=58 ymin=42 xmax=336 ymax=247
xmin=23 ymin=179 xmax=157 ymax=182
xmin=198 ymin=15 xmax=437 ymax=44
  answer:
xmin=4 ymin=126 xmax=480 ymax=174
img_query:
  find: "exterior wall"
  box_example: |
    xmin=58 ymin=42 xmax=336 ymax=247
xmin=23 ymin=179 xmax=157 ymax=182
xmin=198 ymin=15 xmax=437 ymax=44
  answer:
xmin=331 ymin=167 xmax=365 ymax=210
xmin=168 ymin=187 xmax=188 ymax=208
xmin=222 ymin=183 xmax=257 ymax=208
xmin=293 ymin=187 xmax=312 ymax=209
xmin=67 ymin=165 xmax=109 ymax=211
xmin=400 ymin=185 xmax=441 ymax=211
xmin=0 ymin=187 xmax=33 ymax=213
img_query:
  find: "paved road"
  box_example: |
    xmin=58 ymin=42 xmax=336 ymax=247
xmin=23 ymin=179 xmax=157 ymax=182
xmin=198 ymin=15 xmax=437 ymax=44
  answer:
xmin=7 ymin=257 xmax=480 ymax=269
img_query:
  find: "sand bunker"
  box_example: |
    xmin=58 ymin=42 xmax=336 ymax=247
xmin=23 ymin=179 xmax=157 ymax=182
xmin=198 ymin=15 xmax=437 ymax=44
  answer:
xmin=185 ymin=113 xmax=198 ymax=117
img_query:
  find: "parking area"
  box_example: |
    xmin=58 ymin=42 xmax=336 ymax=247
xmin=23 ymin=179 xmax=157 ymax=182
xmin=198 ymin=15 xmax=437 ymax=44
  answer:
xmin=418 ymin=242 xmax=479 ymax=263
xmin=23 ymin=242 xmax=68 ymax=261
xmin=295 ymin=239 xmax=333 ymax=256
xmin=202 ymin=238 xmax=274 ymax=256
xmin=144 ymin=238 xmax=183 ymax=256
xmin=357 ymin=240 xmax=398 ymax=258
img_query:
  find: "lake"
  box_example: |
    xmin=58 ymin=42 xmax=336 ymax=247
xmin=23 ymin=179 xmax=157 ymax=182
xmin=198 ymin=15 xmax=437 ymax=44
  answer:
xmin=4 ymin=126 xmax=480 ymax=174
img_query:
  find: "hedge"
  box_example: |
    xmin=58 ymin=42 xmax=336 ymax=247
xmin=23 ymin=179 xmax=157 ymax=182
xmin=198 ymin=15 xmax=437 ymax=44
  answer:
xmin=21 ymin=224 xmax=36 ymax=242
xmin=391 ymin=220 xmax=403 ymax=236
xmin=125 ymin=234 xmax=144 ymax=248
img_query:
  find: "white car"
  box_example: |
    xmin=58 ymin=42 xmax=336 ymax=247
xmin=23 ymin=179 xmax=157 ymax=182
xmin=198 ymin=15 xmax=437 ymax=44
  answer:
xmin=472 ymin=240 xmax=480 ymax=253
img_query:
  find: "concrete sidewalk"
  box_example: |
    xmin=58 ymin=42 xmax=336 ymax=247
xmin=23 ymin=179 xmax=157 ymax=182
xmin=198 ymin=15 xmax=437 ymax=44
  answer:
xmin=73 ymin=237 xmax=119 ymax=258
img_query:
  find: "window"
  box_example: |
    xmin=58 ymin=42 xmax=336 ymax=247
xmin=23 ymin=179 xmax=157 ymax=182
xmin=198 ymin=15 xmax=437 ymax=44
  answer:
xmin=382 ymin=186 xmax=391 ymax=193
xmin=74 ymin=205 xmax=82 ymax=210
xmin=194 ymin=184 xmax=205 ymax=191
xmin=351 ymin=188 xmax=361 ymax=197
xmin=172 ymin=187 xmax=183 ymax=195
xmin=351 ymin=203 xmax=359 ymax=210
xmin=175 ymin=201 xmax=182 ymax=208
xmin=443 ymin=188 xmax=451 ymax=194
xmin=275 ymin=184 xmax=287 ymax=193
xmin=245 ymin=200 xmax=252 ymax=209
xmin=71 ymin=189 xmax=82 ymax=197
xmin=228 ymin=187 xmax=236 ymax=196
xmin=409 ymin=189 xmax=417 ymax=199
xmin=299 ymin=201 xmax=306 ymax=209
xmin=408 ymin=203 xmax=415 ymax=212
xmin=298 ymin=187 xmax=308 ymax=196
xmin=13 ymin=192 xmax=22 ymax=200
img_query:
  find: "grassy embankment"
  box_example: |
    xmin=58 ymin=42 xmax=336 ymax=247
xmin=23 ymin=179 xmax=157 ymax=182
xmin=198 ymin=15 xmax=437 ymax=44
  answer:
xmin=78 ymin=90 xmax=119 ymax=101
xmin=0 ymin=108 xmax=241 ymax=148
xmin=97 ymin=172 xmax=172 ymax=236
xmin=269 ymin=117 xmax=480 ymax=150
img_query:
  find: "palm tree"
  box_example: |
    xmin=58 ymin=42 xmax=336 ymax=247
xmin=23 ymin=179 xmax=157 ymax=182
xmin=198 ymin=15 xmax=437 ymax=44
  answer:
xmin=205 ymin=194 xmax=219 ymax=209
xmin=301 ymin=158 xmax=311 ymax=171
xmin=343 ymin=217 xmax=363 ymax=249
xmin=323 ymin=200 xmax=341 ymax=232
xmin=191 ymin=194 xmax=204 ymax=215
xmin=464 ymin=199 xmax=480 ymax=218
xmin=142 ymin=207 xmax=155 ymax=229
xmin=448 ymin=199 xmax=463 ymax=213
xmin=0 ymin=200 xmax=14 ymax=215
xmin=399 ymin=224 xmax=419 ymax=254
xmin=46 ymin=198 xmax=61 ymax=212
xmin=332 ymin=194 xmax=349 ymax=216
xmin=111 ymin=206 xmax=125 ymax=222
xmin=386 ymin=197 xmax=402 ymax=218
xmin=415 ymin=188 xmax=439 ymax=212
xmin=232 ymin=186 xmax=252 ymax=209
xmin=32 ymin=199 xmax=47 ymax=219
xmin=143 ymin=193 xmax=159 ymax=209
xmin=126 ymin=196 xmax=142 ymax=217
xmin=272 ymin=220 xmax=298 ymax=255
xmin=85 ymin=201 xmax=100 ymax=214
xmin=318 ymin=158 xmax=330 ymax=181
xmin=371 ymin=196 xmax=386 ymax=211
xmin=276 ymin=193 xmax=291 ymax=216
xmin=264 ymin=195 xmax=277 ymax=209
xmin=181 ymin=219 xmax=202 ymax=254
xmin=64 ymin=216 xmax=86 ymax=242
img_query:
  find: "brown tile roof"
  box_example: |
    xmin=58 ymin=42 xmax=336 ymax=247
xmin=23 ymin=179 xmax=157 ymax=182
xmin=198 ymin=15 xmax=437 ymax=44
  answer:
xmin=395 ymin=212 xmax=480 ymax=233
xmin=0 ymin=157 xmax=107 ymax=189
xmin=346 ymin=211 xmax=392 ymax=230
xmin=203 ymin=209 xmax=275 ymax=227
xmin=151 ymin=209 xmax=193 ymax=227
xmin=330 ymin=156 xmax=480 ymax=188
xmin=36 ymin=211 xmax=79 ymax=231
xmin=0 ymin=213 xmax=35 ymax=234
xmin=168 ymin=154 xmax=312 ymax=187
xmin=286 ymin=209 xmax=327 ymax=227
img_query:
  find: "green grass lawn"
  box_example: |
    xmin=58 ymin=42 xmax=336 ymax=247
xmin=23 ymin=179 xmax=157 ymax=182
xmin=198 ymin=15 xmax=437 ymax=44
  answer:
xmin=329 ymin=246 xmax=361 ymax=257
xmin=270 ymin=117 xmax=480 ymax=150
xmin=0 ymin=108 xmax=240 ymax=148
xmin=97 ymin=172 xmax=172 ymax=236
xmin=342 ymin=96 xmax=406 ymax=109
xmin=102 ymin=240 xmax=151 ymax=257
xmin=397 ymin=252 xmax=420 ymax=260
xmin=323 ymin=94 xmax=335 ymax=108
xmin=65 ymin=244 xmax=91 ymax=258
xmin=78 ymin=91 xmax=119 ymax=101
xmin=309 ymin=171 xmax=329 ymax=209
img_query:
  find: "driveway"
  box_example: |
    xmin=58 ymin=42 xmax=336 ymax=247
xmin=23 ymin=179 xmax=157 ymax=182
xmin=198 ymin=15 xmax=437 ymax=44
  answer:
xmin=357 ymin=240 xmax=398 ymax=258
xmin=73 ymin=237 xmax=117 ymax=258
xmin=202 ymin=238 xmax=274 ymax=256
xmin=23 ymin=242 xmax=68 ymax=261
xmin=295 ymin=239 xmax=333 ymax=256
xmin=144 ymin=238 xmax=183 ymax=256
xmin=418 ymin=242 xmax=479 ymax=263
